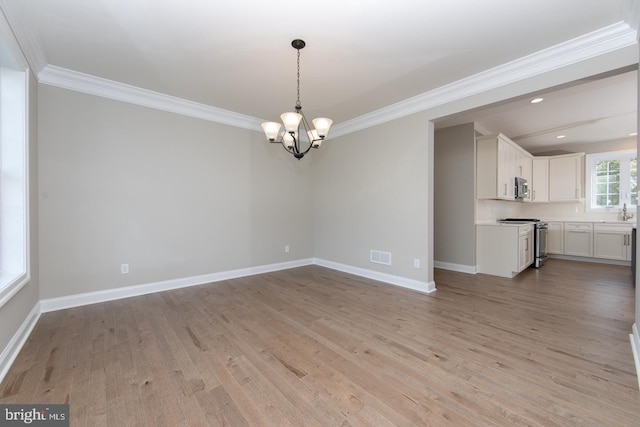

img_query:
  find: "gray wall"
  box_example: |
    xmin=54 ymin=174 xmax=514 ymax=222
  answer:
xmin=313 ymin=113 xmax=431 ymax=283
xmin=38 ymin=85 xmax=313 ymax=299
xmin=434 ymin=123 xmax=476 ymax=268
xmin=0 ymin=71 xmax=39 ymax=357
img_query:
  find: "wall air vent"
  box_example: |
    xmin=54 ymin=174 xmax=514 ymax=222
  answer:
xmin=370 ymin=250 xmax=392 ymax=265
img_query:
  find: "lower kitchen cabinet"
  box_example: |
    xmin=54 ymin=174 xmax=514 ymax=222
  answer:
xmin=477 ymin=224 xmax=534 ymax=278
xmin=547 ymin=222 xmax=564 ymax=254
xmin=564 ymin=222 xmax=593 ymax=257
xmin=593 ymin=224 xmax=632 ymax=261
xmin=518 ymin=230 xmax=534 ymax=271
xmin=545 ymin=221 xmax=633 ymax=263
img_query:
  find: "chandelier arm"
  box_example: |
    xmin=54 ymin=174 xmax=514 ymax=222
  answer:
xmin=279 ymin=141 xmax=291 ymax=152
xmin=293 ymin=133 xmax=300 ymax=154
xmin=300 ymin=113 xmax=312 ymax=135
xmin=299 ymin=116 xmax=314 ymax=149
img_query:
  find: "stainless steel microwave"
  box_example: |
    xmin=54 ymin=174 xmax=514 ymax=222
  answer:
xmin=515 ymin=177 xmax=528 ymax=200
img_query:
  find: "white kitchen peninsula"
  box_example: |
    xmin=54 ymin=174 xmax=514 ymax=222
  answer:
xmin=476 ymin=223 xmax=534 ymax=278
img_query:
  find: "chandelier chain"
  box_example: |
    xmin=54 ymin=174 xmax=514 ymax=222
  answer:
xmin=296 ymin=49 xmax=301 ymax=109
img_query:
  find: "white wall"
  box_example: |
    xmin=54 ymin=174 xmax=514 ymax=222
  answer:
xmin=37 ymin=85 xmax=313 ymax=299
xmin=434 ymin=123 xmax=476 ymax=268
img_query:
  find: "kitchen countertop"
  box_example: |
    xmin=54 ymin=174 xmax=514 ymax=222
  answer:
xmin=476 ymin=221 xmax=536 ymax=227
xmin=544 ymin=219 xmax=636 ymax=226
xmin=476 ymin=219 xmax=636 ymax=226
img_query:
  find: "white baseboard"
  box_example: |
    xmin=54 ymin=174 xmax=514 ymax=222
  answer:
xmin=0 ymin=302 xmax=40 ymax=385
xmin=549 ymin=254 xmax=631 ymax=266
xmin=39 ymin=257 xmax=438 ymax=313
xmin=314 ymin=258 xmax=436 ymax=294
xmin=434 ymin=261 xmax=477 ymax=274
xmin=631 ymin=323 xmax=640 ymax=390
xmin=40 ymin=258 xmax=314 ymax=313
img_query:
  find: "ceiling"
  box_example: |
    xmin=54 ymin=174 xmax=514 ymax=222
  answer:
xmin=436 ymin=68 xmax=638 ymax=152
xmin=3 ymin=0 xmax=639 ymax=148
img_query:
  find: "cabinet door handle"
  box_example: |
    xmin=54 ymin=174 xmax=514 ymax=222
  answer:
xmin=504 ymin=183 xmax=507 ymax=195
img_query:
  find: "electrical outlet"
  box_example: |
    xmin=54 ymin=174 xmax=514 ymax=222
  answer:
xmin=120 ymin=263 xmax=129 ymax=274
xmin=414 ymin=258 xmax=420 ymax=268
xmin=285 ymin=245 xmax=290 ymax=253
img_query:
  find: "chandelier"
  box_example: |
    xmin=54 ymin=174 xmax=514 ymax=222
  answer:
xmin=261 ymin=39 xmax=332 ymax=160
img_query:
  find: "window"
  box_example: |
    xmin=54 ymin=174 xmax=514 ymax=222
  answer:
xmin=586 ymin=149 xmax=637 ymax=212
xmin=0 ymin=21 xmax=29 ymax=308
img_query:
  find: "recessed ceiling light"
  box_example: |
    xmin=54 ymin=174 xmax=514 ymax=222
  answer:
xmin=556 ymin=135 xmax=566 ymax=139
xmin=530 ymin=97 xmax=544 ymax=104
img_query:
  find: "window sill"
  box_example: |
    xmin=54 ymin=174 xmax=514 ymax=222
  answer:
xmin=0 ymin=271 xmax=29 ymax=310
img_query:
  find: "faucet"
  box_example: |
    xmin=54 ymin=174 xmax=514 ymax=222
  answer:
xmin=622 ymin=203 xmax=634 ymax=221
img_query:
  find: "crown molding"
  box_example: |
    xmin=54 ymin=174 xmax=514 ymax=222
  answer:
xmin=330 ymin=21 xmax=638 ymax=139
xmin=0 ymin=0 xmax=47 ymax=73
xmin=39 ymin=65 xmax=263 ymax=131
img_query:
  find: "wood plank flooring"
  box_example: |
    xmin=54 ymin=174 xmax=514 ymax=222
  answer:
xmin=1 ymin=259 xmax=639 ymax=426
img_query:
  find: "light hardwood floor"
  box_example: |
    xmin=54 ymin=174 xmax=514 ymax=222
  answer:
xmin=1 ymin=259 xmax=639 ymax=426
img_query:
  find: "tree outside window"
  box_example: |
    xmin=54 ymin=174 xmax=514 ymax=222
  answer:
xmin=587 ymin=150 xmax=637 ymax=211
xmin=595 ymin=159 xmax=620 ymax=207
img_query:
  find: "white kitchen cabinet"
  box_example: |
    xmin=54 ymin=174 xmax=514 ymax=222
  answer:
xmin=477 ymin=223 xmax=534 ymax=278
xmin=549 ymin=153 xmax=584 ymax=202
xmin=477 ymin=134 xmax=518 ymax=200
xmin=547 ymin=222 xmax=564 ymax=254
xmin=513 ymin=149 xmax=530 ymax=179
xmin=564 ymin=222 xmax=593 ymax=257
xmin=593 ymin=224 xmax=633 ymax=261
xmin=531 ymin=157 xmax=549 ymax=203
xmin=518 ymin=227 xmax=534 ymax=270
xmin=515 ymin=149 xmax=533 ymax=202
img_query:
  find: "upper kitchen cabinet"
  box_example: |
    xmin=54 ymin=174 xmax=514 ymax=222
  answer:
xmin=477 ymin=134 xmax=527 ymax=201
xmin=548 ymin=153 xmax=584 ymax=202
xmin=514 ymin=149 xmax=533 ymax=190
xmin=531 ymin=157 xmax=549 ymax=203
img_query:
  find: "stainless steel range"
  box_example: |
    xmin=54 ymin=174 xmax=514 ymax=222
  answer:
xmin=498 ymin=218 xmax=549 ymax=268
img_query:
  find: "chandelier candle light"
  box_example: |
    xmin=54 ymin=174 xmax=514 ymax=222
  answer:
xmin=261 ymin=39 xmax=332 ymax=159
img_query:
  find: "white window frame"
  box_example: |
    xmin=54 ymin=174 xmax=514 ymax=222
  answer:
xmin=585 ymin=149 xmax=637 ymax=213
xmin=0 ymin=15 xmax=30 ymax=309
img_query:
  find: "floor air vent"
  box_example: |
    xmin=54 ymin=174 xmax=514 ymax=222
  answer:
xmin=370 ymin=250 xmax=392 ymax=265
